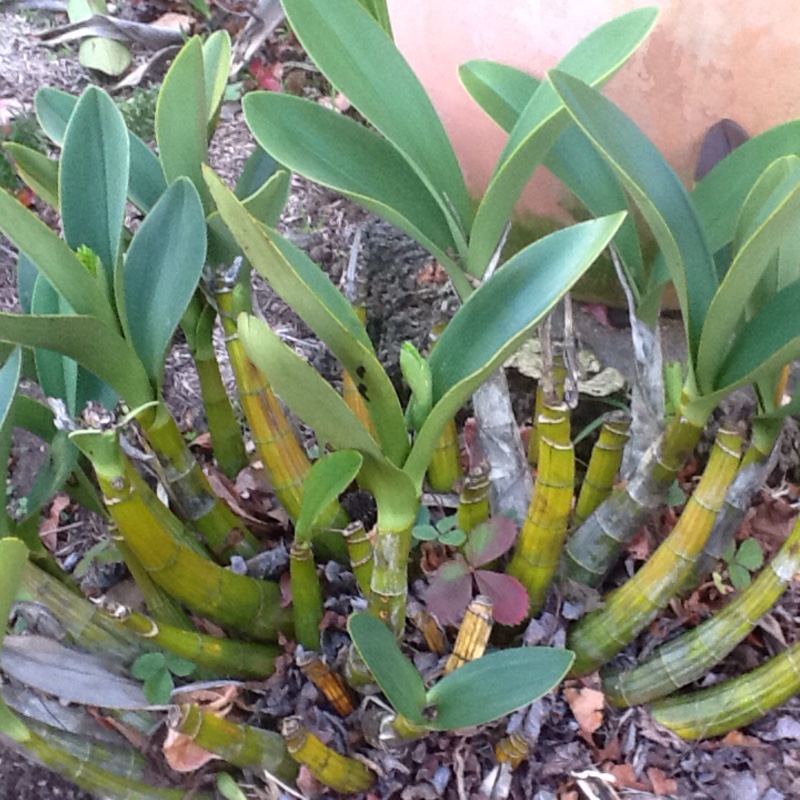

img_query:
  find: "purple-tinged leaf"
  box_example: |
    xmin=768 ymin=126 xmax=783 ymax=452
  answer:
xmin=474 ymin=570 xmax=530 ymax=626
xmin=426 ymin=559 xmax=472 ymax=625
xmin=464 ymin=516 xmax=519 ymax=567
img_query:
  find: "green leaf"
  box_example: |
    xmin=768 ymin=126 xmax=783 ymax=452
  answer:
xmin=666 ymin=480 xmax=687 ymax=507
xmin=242 ymin=169 xmax=290 ymax=228
xmin=280 ymin=0 xmax=470 ymax=238
xmin=426 ymin=647 xmax=574 ymax=730
xmin=216 ymin=773 xmax=248 ymax=800
xmin=35 ymin=87 xmax=77 ymax=146
xmin=468 ymin=9 xmax=658 ymax=277
xmin=460 ymin=61 xmax=644 ymax=300
xmin=693 ymin=120 xmax=800 ymax=253
xmin=348 ymin=612 xmax=427 ymax=725
xmin=131 ymin=651 xmax=166 ymax=679
xmin=412 ymin=524 xmax=439 ymax=542
xmin=156 ymin=38 xmax=211 ymax=211
xmin=128 ymin=135 xmax=167 ymax=213
xmin=697 ymin=157 xmax=800 ymax=390
xmin=295 ymin=450 xmax=363 ymax=542
xmin=0 ymin=311 xmax=153 ymax=408
xmin=0 ymin=348 xmax=22 ymax=433
xmin=548 ymin=70 xmax=718 ymax=368
xmin=60 ymin=86 xmax=129 ymax=280
xmin=714 ymin=280 xmax=800 ymax=395
xmin=234 ymin=145 xmax=279 ymax=200
xmin=207 ymin=167 xmax=409 ymax=465
xmin=406 ymin=214 xmax=624 ymax=485
xmin=202 ymin=30 xmax=232 ymax=125
xmin=0 ymin=189 xmax=114 ymax=328
xmin=78 ymin=37 xmax=131 ymax=77
xmin=237 ymin=315 xmax=382 ymax=461
xmin=0 ymin=538 xmax=31 ymax=741
xmin=120 ymin=178 xmax=207 ymax=382
xmin=353 ymin=0 xmax=392 ymax=37
xmin=736 ymin=538 xmax=764 ymax=571
xmin=164 ymin=652 xmax=196 ymax=677
xmin=3 ymin=143 xmax=59 ymax=209
xmin=243 ymin=93 xmax=463 ymax=290
xmin=400 ymin=341 xmax=432 ymax=431
xmin=728 ymin=562 xmax=751 ymax=591
xmin=143 ymin=669 xmax=174 ymax=705
xmin=438 ymin=528 xmax=466 ymax=547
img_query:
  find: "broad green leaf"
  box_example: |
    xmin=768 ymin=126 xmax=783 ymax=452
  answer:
xmin=202 ymin=30 xmax=232 ymax=125
xmin=16 ymin=254 xmax=37 ymax=315
xmin=0 ymin=311 xmax=153 ymax=408
xmin=459 ymin=60 xmax=539 ymax=134
xmin=737 ymin=539 xmax=764 ymax=571
xmin=25 ymin=429 xmax=80 ymax=517
xmin=35 ymin=87 xmax=77 ymax=146
xmin=549 ymin=70 xmax=717 ymax=366
xmin=0 ymin=189 xmax=114 ymax=328
xmin=234 ymin=145 xmax=279 ymax=200
xmin=217 ymin=773 xmax=248 ymax=800
xmin=31 ymin=274 xmax=78 ymax=414
xmin=712 ymin=280 xmax=800 ymax=398
xmin=128 ymin=135 xmax=167 ymax=213
xmin=3 ymin=144 xmax=59 ymax=208
xmin=164 ymin=652 xmax=196 ymax=677
xmin=237 ymin=315 xmax=383 ymax=461
xmin=243 ymin=93 xmax=464 ymax=292
xmin=241 ymin=169 xmax=289 ymax=228
xmin=460 ymin=61 xmax=644 ymax=300
xmin=34 ymin=87 xmax=168 ymax=213
xmin=156 ymin=37 xmax=211 ymax=211
xmin=426 ymin=647 xmax=574 ymax=730
xmin=353 ymin=0 xmax=392 ymax=37
xmin=0 ymin=348 xmax=21 ymax=433
xmin=697 ymin=158 xmax=800 ymax=390
xmin=295 ymin=451 xmax=363 ymax=541
xmin=406 ymin=214 xmax=624 ymax=485
xmin=468 ymin=8 xmax=658 ymax=277
xmin=0 ymin=538 xmax=31 ymax=741
xmin=207 ymin=167 xmax=409 ymax=465
xmin=281 ymin=0 xmax=470 ymax=239
xmin=348 ymin=612 xmax=427 ymax=725
xmin=121 ymin=178 xmax=207 ymax=382
xmin=78 ymin=37 xmax=131 ymax=76
xmin=60 ymin=86 xmax=129 ymax=279
xmin=132 ymin=652 xmax=166 ymax=680
xmin=694 ymin=120 xmax=800 ymax=253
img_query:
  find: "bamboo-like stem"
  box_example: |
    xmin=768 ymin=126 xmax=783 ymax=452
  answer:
xmin=72 ymin=429 xmax=292 ymax=642
xmin=368 ymin=510 xmax=416 ymax=635
xmin=137 ymin=400 xmax=258 ymax=560
xmin=686 ymin=420 xmax=779 ymax=591
xmin=573 ymin=411 xmax=631 ymax=527
xmin=342 ymin=520 xmax=373 ymax=597
xmin=341 ymin=306 xmax=377 ymax=438
xmin=282 ymin=716 xmax=374 ymax=793
xmin=650 ymin=640 xmax=800 ymax=740
xmin=568 ymin=427 xmax=743 ymax=677
xmin=183 ymin=293 xmax=248 ymax=479
xmin=528 ymin=356 xmax=566 ymax=467
xmin=457 ymin=465 xmax=491 ymax=534
xmin=563 ymin=414 xmax=706 ymax=587
xmin=114 ymin=540 xmax=192 ymax=631
xmin=19 ymin=729 xmax=207 ymax=800
xmin=602 ymin=511 xmax=800 ymax=707
xmin=171 ymin=704 xmax=297 ymax=783
xmin=290 ymin=541 xmax=323 ymax=651
xmin=507 ymin=402 xmax=574 ymax=614
xmin=297 ymin=650 xmax=355 ymax=716
xmin=408 ymin=601 xmax=447 ymax=655
xmin=108 ymin=604 xmax=279 ymax=679
xmin=20 ymin=561 xmax=143 ymax=662
xmin=445 ymin=595 xmax=494 ymax=673
xmin=494 ymin=732 xmax=529 ymax=769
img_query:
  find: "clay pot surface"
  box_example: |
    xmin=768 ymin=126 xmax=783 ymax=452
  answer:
xmin=388 ymin=0 xmax=800 ymax=222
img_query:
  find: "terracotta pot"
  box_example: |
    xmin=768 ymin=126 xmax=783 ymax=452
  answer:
xmin=388 ymin=0 xmax=800 ymax=266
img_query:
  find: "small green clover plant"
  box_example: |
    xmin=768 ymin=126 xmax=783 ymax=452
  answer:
xmin=426 ymin=516 xmax=529 ymax=626
xmin=131 ymin=651 xmax=196 ymax=705
xmin=412 ymin=507 xmax=466 ymax=547
xmin=348 ymin=612 xmax=573 ymax=732
xmin=717 ymin=538 xmax=764 ymax=591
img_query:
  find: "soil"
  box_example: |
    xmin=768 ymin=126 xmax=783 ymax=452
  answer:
xmin=2 ymin=4 xmax=800 ymax=800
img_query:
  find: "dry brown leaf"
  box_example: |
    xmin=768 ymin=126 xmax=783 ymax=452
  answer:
xmin=162 ymin=727 xmax=218 ymax=772
xmin=721 ymin=729 xmax=763 ymax=748
xmin=171 ymin=683 xmax=239 ymax=712
xmin=39 ymin=494 xmax=70 ymax=552
xmin=151 ymin=13 xmax=195 ymax=34
xmin=646 ymin=767 xmax=678 ymax=796
xmin=604 ymin=763 xmax=650 ymax=792
xmin=564 ymin=684 xmax=605 ymax=738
